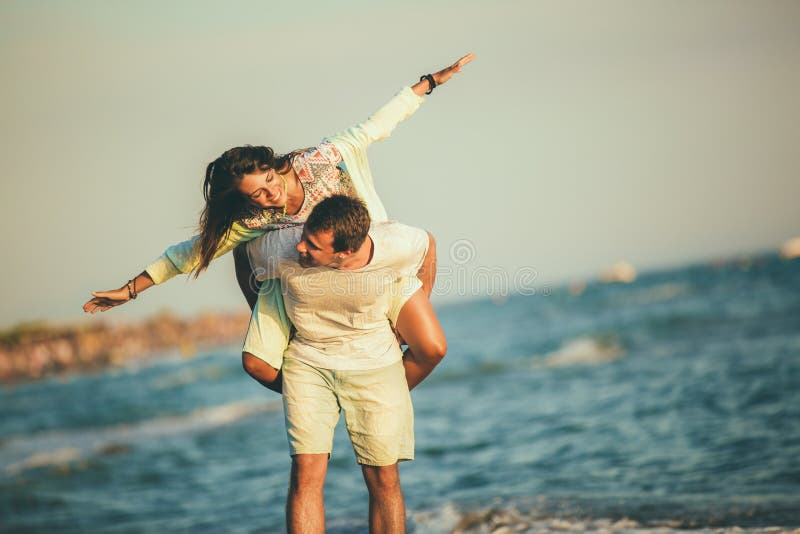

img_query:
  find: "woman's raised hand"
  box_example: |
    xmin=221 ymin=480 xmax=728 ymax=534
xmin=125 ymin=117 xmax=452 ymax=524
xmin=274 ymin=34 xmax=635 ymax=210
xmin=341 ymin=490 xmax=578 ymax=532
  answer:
xmin=432 ymin=53 xmax=475 ymax=87
xmin=412 ymin=53 xmax=475 ymax=96
xmin=83 ymin=287 xmax=131 ymax=314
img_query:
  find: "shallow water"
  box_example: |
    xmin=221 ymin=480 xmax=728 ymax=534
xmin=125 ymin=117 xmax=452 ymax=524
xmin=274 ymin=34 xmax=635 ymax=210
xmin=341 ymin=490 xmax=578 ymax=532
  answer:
xmin=2 ymin=254 xmax=799 ymax=532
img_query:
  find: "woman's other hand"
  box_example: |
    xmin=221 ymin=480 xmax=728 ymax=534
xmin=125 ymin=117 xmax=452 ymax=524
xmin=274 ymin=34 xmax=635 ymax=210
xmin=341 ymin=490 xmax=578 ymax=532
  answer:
xmin=83 ymin=287 xmax=131 ymax=313
xmin=83 ymin=272 xmax=153 ymax=314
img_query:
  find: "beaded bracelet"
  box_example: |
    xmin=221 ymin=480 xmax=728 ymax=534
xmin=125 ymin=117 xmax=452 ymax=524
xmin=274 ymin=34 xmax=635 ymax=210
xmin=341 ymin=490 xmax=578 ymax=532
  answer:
xmin=127 ymin=279 xmax=138 ymax=300
xmin=420 ymin=74 xmax=436 ymax=95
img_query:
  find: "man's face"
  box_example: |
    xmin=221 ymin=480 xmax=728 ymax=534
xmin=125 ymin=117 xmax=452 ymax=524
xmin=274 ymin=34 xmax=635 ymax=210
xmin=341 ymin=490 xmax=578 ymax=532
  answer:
xmin=296 ymin=228 xmax=344 ymax=268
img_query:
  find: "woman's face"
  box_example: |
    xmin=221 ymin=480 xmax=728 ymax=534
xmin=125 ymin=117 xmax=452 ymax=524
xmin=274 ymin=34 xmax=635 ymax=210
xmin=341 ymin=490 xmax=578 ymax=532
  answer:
xmin=238 ymin=168 xmax=286 ymax=209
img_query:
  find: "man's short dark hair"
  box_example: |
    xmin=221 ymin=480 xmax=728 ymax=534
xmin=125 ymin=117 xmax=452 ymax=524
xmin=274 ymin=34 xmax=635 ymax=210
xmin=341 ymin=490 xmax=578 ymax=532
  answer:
xmin=305 ymin=195 xmax=371 ymax=252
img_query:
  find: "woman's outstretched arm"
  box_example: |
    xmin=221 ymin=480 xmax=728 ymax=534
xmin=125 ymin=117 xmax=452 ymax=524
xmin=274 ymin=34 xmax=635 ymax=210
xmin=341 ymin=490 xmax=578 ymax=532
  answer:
xmin=329 ymin=52 xmax=476 ymax=151
xmin=82 ymin=222 xmax=265 ymax=313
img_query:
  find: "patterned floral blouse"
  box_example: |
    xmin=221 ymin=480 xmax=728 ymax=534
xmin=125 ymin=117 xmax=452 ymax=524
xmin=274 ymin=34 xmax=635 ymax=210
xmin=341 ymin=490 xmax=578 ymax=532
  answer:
xmin=238 ymin=143 xmax=356 ymax=230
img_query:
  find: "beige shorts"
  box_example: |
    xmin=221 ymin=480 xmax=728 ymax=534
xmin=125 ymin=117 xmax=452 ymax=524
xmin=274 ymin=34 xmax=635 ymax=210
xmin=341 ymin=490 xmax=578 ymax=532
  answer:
xmin=282 ymin=357 xmax=414 ymax=466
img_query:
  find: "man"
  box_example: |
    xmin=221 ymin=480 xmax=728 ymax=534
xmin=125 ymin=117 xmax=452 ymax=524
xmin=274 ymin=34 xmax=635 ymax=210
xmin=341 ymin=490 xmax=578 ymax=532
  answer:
xmin=240 ymin=195 xmax=446 ymax=533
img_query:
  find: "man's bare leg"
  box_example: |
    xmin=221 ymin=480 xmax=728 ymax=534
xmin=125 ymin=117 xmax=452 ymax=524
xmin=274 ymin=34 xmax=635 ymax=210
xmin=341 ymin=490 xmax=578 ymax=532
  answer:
xmin=361 ymin=463 xmax=405 ymax=533
xmin=287 ymin=454 xmax=328 ymax=534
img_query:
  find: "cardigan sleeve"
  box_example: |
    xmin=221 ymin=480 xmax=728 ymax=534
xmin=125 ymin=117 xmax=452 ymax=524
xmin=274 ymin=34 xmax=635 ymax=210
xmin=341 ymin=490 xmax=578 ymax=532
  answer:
xmin=325 ymin=86 xmax=423 ymax=152
xmin=324 ymin=87 xmax=423 ymax=223
xmin=145 ymin=221 xmax=266 ymax=284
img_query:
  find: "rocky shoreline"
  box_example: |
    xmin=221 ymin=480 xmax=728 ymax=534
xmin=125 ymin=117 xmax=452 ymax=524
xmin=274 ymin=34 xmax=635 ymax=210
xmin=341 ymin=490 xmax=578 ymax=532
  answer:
xmin=0 ymin=311 xmax=250 ymax=384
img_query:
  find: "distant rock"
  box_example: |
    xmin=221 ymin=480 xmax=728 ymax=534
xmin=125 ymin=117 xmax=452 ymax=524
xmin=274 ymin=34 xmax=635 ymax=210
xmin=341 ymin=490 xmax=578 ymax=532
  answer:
xmin=599 ymin=260 xmax=637 ymax=283
xmin=0 ymin=311 xmax=250 ymax=383
xmin=780 ymin=237 xmax=800 ymax=259
xmin=568 ymin=279 xmax=587 ymax=296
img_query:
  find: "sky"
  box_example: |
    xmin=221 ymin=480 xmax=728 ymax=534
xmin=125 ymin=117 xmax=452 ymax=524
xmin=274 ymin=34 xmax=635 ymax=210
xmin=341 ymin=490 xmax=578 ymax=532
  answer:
xmin=1 ymin=0 xmax=798 ymax=329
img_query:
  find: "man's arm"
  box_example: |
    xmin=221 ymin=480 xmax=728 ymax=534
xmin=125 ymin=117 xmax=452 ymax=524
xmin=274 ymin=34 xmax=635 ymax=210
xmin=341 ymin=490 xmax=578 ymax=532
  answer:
xmin=240 ymin=227 xmax=302 ymax=390
xmin=242 ymin=351 xmax=282 ymax=393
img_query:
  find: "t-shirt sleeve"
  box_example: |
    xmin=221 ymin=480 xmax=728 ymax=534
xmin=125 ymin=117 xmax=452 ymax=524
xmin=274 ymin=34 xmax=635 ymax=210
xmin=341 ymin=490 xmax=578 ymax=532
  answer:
xmin=246 ymin=227 xmax=302 ymax=281
xmin=378 ymin=222 xmax=430 ymax=278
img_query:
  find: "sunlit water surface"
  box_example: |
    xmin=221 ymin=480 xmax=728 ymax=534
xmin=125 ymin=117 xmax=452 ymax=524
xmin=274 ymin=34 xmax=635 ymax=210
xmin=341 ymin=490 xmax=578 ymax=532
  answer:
xmin=2 ymin=254 xmax=799 ymax=532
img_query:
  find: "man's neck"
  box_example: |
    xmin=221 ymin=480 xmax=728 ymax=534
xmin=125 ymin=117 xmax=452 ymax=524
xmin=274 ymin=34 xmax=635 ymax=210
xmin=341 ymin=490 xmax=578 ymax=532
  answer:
xmin=338 ymin=236 xmax=374 ymax=270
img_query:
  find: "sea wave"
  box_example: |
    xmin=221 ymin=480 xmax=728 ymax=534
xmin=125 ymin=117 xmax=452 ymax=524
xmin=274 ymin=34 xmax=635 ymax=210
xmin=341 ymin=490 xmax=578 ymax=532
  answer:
xmin=533 ymin=337 xmax=624 ymax=368
xmin=617 ymin=282 xmax=691 ymax=305
xmin=409 ymin=501 xmax=798 ymax=533
xmin=1 ymin=398 xmax=281 ymax=475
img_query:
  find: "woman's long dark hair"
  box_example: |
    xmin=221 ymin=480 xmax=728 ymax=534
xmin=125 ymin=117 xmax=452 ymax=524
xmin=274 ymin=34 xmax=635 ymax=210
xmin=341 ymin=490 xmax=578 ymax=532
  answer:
xmin=194 ymin=145 xmax=298 ymax=277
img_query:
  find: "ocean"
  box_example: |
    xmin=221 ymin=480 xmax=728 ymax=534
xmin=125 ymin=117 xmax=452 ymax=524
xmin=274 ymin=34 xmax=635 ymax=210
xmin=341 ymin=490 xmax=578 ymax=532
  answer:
xmin=2 ymin=254 xmax=799 ymax=533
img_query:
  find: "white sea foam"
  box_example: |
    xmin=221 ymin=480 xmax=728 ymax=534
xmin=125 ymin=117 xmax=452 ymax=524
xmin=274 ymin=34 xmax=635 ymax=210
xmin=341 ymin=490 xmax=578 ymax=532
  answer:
xmin=533 ymin=337 xmax=624 ymax=368
xmin=5 ymin=447 xmax=82 ymax=474
xmin=620 ymin=282 xmax=691 ymax=305
xmin=410 ymin=502 xmax=797 ymax=533
xmin=149 ymin=364 xmax=227 ymax=390
xmin=1 ymin=398 xmax=281 ymax=475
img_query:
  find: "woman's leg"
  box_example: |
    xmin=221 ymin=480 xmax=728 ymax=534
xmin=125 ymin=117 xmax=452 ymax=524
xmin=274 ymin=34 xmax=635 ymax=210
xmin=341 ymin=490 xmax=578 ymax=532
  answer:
xmin=395 ymin=289 xmax=447 ymax=391
xmin=233 ymin=243 xmax=259 ymax=311
xmin=395 ymin=231 xmax=446 ymax=390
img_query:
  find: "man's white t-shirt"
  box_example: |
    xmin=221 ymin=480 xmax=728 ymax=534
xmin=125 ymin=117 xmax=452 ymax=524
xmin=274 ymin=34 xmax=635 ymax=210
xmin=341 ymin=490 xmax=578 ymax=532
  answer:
xmin=246 ymin=221 xmax=429 ymax=371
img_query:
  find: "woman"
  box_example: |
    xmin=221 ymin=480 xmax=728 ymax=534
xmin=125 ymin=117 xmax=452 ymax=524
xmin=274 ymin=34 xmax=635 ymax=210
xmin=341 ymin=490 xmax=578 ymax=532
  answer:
xmin=83 ymin=53 xmax=475 ymax=390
